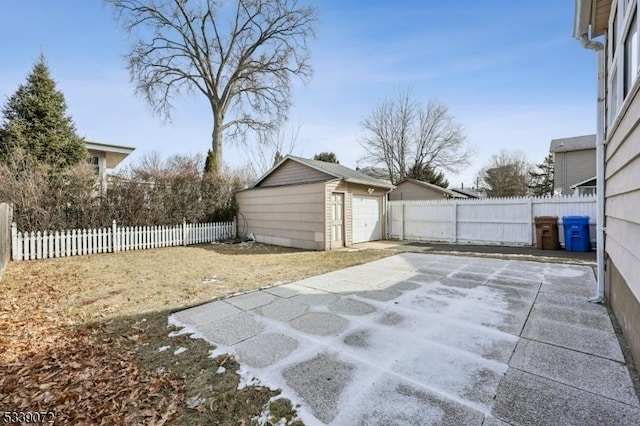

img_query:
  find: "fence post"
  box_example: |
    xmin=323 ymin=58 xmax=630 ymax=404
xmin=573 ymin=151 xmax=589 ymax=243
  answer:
xmin=453 ymin=201 xmax=458 ymax=243
xmin=11 ymin=222 xmax=18 ymax=261
xmin=112 ymin=220 xmax=118 ymax=253
xmin=528 ymin=197 xmax=534 ymax=245
xmin=182 ymin=219 xmax=187 ymax=246
xmin=400 ymin=201 xmax=405 ymax=241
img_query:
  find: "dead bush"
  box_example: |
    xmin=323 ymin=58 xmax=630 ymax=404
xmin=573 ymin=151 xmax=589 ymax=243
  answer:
xmin=0 ymin=151 xmax=251 ymax=231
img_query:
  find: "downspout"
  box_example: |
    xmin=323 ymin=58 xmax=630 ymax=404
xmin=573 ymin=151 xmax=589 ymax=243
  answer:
xmin=577 ymin=32 xmax=606 ymax=303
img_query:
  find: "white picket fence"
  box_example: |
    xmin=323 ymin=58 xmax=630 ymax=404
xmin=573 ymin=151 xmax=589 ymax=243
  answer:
xmin=388 ymin=195 xmax=597 ymax=247
xmin=11 ymin=219 xmax=236 ymax=261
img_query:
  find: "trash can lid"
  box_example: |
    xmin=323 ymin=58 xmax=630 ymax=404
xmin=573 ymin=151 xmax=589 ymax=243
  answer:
xmin=534 ymin=216 xmax=558 ymax=222
xmin=562 ymin=216 xmax=590 ymax=225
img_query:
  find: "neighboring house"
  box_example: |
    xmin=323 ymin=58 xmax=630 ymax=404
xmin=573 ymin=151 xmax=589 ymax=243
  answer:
xmin=388 ymin=179 xmax=467 ymax=201
xmin=449 ymin=188 xmax=484 ymax=199
xmin=549 ymin=134 xmax=596 ymax=195
xmin=570 ymin=176 xmax=597 ymax=196
xmin=236 ymin=156 xmax=394 ymax=250
xmin=85 ymin=140 xmax=135 ymax=194
xmin=574 ymin=0 xmax=640 ymax=372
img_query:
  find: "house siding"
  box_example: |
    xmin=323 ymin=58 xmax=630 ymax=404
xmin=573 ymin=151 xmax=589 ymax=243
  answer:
xmin=258 ymin=160 xmax=332 ymax=187
xmin=389 ymin=180 xmax=451 ymax=201
xmin=236 ymin=182 xmax=326 ymax=250
xmin=553 ymin=149 xmax=596 ymax=195
xmin=603 ymin=26 xmax=640 ymax=372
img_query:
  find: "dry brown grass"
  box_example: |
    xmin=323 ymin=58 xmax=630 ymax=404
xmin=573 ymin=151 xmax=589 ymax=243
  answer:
xmin=13 ymin=243 xmax=388 ymax=321
xmin=0 ymin=243 xmax=389 ymax=424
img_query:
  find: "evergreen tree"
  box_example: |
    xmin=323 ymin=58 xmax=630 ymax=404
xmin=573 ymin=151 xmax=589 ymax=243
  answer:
xmin=408 ymin=164 xmax=449 ymax=188
xmin=0 ymin=55 xmax=86 ymax=168
xmin=204 ymin=149 xmax=216 ymax=174
xmin=529 ymin=153 xmax=555 ymax=196
xmin=313 ymin=151 xmax=339 ymax=163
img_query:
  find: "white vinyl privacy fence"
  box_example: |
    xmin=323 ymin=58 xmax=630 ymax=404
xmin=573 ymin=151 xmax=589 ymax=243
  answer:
xmin=388 ymin=195 xmax=597 ymax=247
xmin=11 ymin=220 xmax=236 ymax=261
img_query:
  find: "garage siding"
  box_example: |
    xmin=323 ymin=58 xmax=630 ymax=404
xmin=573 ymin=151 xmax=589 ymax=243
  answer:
xmin=259 ymin=160 xmax=332 ymax=187
xmin=389 ymin=180 xmax=449 ymax=201
xmin=236 ymin=182 xmax=326 ymax=250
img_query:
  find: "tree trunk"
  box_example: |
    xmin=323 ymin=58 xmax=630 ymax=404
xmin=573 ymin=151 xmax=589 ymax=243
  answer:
xmin=210 ymin=112 xmax=223 ymax=175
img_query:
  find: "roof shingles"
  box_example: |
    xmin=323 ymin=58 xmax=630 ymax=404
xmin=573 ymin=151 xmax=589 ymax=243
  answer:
xmin=253 ymin=155 xmax=394 ymax=189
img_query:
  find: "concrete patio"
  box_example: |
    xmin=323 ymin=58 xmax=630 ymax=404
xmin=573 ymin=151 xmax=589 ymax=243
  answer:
xmin=170 ymin=253 xmax=640 ymax=425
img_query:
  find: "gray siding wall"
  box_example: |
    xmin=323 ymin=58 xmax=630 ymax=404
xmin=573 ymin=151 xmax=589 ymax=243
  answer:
xmin=259 ymin=160 xmax=332 ymax=187
xmin=605 ymin=82 xmax=640 ymax=307
xmin=554 ymin=149 xmax=596 ymax=195
xmin=389 ymin=181 xmax=449 ymax=201
xmin=236 ymin=182 xmax=326 ymax=250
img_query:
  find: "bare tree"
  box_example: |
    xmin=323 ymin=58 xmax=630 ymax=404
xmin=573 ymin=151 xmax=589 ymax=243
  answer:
xmin=478 ymin=149 xmax=534 ymax=198
xmin=360 ymin=90 xmax=473 ymax=185
xmin=247 ymin=124 xmax=300 ymax=176
xmin=107 ymin=0 xmax=317 ymax=174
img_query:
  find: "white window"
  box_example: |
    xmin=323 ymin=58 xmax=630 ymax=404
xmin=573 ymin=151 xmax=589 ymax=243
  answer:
xmin=608 ymin=0 xmax=640 ymax=124
xmin=624 ymin=12 xmax=638 ymax=96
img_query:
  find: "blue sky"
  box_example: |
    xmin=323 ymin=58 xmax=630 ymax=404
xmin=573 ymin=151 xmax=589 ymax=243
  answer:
xmin=0 ymin=1 xmax=596 ymax=188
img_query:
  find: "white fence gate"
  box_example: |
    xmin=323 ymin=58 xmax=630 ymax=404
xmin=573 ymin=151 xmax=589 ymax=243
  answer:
xmin=11 ymin=219 xmax=236 ymax=261
xmin=388 ymin=195 xmax=597 ymax=247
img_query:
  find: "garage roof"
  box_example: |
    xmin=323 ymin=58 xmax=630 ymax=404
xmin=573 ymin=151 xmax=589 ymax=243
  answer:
xmin=396 ymin=178 xmax=468 ymax=198
xmin=253 ymin=155 xmax=395 ymax=189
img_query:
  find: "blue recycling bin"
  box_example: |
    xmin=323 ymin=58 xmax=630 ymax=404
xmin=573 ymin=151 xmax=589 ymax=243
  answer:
xmin=562 ymin=216 xmax=591 ymax=252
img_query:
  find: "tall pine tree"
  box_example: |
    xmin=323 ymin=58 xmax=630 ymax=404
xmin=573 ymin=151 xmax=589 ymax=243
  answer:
xmin=529 ymin=153 xmax=555 ymax=196
xmin=0 ymin=55 xmax=86 ymax=168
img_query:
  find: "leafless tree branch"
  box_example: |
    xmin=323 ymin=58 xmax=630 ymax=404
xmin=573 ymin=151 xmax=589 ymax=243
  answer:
xmin=359 ymin=90 xmax=473 ymax=185
xmin=106 ymin=0 xmax=316 ymax=174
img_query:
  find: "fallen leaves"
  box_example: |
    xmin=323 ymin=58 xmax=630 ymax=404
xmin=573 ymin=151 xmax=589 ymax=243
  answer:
xmin=0 ymin=324 xmax=185 ymax=425
xmin=0 ymin=262 xmax=184 ymax=424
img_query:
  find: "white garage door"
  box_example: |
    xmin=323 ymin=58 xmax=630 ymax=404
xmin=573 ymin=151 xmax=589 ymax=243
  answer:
xmin=352 ymin=195 xmax=381 ymax=243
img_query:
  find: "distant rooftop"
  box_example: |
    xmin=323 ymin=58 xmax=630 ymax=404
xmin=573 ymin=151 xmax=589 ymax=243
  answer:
xmin=549 ymin=134 xmax=596 ymax=152
xmin=85 ymin=140 xmax=135 ymax=169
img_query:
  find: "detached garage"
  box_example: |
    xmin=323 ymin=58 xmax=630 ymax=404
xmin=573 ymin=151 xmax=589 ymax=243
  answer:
xmin=236 ymin=156 xmax=393 ymax=250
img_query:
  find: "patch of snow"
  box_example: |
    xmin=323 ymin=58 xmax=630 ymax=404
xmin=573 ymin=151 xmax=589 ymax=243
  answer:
xmin=186 ymin=396 xmax=207 ymax=409
xmin=158 ymin=345 xmax=170 ymax=352
xmin=174 ymin=347 xmax=187 ymax=355
xmin=169 ymin=254 xmax=591 ymax=425
xmin=216 ymin=366 xmax=226 ymax=374
xmin=545 ymin=267 xmax=588 ymax=278
xmin=202 ymin=276 xmax=218 ymax=284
